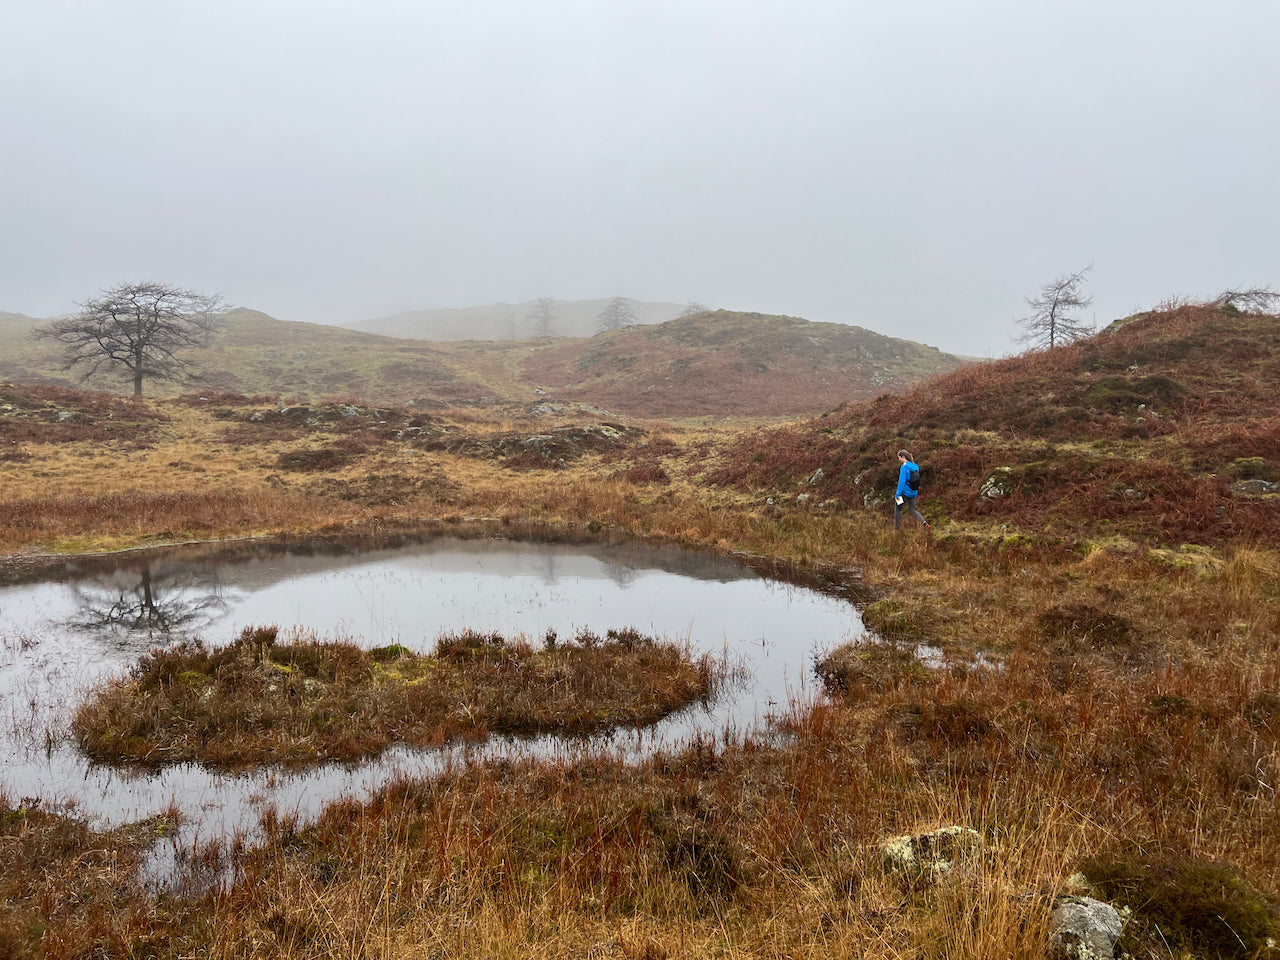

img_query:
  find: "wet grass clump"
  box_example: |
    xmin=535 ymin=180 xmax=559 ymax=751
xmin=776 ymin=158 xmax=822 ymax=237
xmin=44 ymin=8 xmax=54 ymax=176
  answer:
xmin=73 ymin=624 xmax=717 ymax=769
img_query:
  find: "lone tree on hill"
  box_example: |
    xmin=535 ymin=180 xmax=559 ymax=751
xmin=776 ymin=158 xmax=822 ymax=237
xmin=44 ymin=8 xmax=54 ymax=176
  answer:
xmin=526 ymin=297 xmax=556 ymax=337
xmin=1017 ymin=267 xmax=1093 ymax=349
xmin=36 ymin=281 xmax=224 ymax=397
xmin=596 ymin=296 xmax=637 ymax=332
xmin=679 ymin=301 xmax=708 ymax=317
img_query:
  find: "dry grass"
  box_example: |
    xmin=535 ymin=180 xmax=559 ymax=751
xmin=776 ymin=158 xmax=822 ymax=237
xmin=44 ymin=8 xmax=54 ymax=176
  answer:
xmin=0 ymin=799 xmax=177 ymax=960
xmin=74 ymin=625 xmax=717 ymax=768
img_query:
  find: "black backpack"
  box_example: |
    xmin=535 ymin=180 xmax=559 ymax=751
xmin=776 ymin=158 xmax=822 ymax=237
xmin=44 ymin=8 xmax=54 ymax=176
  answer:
xmin=906 ymin=467 xmax=921 ymax=492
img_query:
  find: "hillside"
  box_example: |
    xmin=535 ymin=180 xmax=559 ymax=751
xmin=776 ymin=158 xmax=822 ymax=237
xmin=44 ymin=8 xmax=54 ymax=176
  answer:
xmin=348 ymin=297 xmax=689 ymax=341
xmin=519 ymin=310 xmax=966 ymax=418
xmin=2 ymin=307 xmax=965 ymax=419
xmin=708 ymin=302 xmax=1280 ymax=543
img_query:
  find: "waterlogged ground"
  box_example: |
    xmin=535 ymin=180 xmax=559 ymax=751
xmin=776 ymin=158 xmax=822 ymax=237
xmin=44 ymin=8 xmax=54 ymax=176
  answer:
xmin=0 ymin=532 xmax=867 ymax=885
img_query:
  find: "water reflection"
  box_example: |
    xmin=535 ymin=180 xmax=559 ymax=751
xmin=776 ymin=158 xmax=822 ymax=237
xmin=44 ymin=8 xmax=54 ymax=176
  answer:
xmin=63 ymin=564 xmax=227 ymax=645
xmin=0 ymin=531 xmax=865 ymax=888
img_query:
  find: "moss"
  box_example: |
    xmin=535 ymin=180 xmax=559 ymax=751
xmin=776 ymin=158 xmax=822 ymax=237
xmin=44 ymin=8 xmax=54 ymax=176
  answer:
xmin=1228 ymin=457 xmax=1276 ymax=482
xmin=1147 ymin=545 xmax=1224 ymax=574
xmin=1081 ymin=852 xmax=1279 ymax=959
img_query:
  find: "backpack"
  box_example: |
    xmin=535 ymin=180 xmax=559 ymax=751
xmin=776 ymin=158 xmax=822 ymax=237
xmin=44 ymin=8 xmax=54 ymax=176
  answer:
xmin=906 ymin=466 xmax=921 ymax=492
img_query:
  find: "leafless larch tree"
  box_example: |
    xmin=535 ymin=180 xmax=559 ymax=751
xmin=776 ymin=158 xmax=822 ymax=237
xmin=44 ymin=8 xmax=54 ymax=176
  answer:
xmin=1017 ymin=267 xmax=1094 ymax=349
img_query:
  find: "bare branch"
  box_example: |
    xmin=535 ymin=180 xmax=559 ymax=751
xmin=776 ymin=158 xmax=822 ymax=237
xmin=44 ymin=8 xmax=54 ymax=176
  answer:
xmin=1212 ymin=287 xmax=1279 ymax=314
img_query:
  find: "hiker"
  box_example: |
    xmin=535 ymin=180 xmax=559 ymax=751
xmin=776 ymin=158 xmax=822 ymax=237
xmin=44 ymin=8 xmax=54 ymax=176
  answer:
xmin=894 ymin=449 xmax=931 ymax=531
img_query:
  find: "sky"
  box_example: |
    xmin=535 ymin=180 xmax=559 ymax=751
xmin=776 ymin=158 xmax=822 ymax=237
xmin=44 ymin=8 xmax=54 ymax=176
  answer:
xmin=2 ymin=0 xmax=1277 ymax=358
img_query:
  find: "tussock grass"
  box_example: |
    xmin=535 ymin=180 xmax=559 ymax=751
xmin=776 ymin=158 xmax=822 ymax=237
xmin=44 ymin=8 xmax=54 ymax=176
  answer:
xmin=74 ymin=625 xmax=717 ymax=768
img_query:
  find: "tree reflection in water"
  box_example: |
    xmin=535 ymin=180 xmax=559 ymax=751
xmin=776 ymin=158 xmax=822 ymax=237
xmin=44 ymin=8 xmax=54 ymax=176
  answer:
xmin=64 ymin=564 xmax=227 ymax=644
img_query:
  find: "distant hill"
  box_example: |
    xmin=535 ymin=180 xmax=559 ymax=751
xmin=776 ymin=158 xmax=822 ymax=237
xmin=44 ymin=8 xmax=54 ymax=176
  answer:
xmin=1 ymin=307 xmax=966 ymax=419
xmin=517 ymin=310 xmax=967 ymax=418
xmin=0 ymin=312 xmax=67 ymax=387
xmin=708 ymin=302 xmax=1280 ymax=542
xmin=348 ymin=298 xmax=691 ymax=341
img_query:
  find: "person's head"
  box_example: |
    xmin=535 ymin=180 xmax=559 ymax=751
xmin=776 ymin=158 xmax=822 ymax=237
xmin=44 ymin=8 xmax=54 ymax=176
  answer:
xmin=897 ymin=449 xmax=913 ymax=463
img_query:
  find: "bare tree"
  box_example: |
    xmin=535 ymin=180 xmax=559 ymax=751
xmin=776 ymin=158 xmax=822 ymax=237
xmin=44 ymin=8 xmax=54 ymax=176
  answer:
xmin=36 ymin=281 xmax=224 ymax=396
xmin=526 ymin=297 xmax=556 ymax=337
xmin=1017 ymin=267 xmax=1094 ymax=349
xmin=596 ymin=296 xmax=638 ymax=332
xmin=679 ymin=301 xmax=708 ymax=317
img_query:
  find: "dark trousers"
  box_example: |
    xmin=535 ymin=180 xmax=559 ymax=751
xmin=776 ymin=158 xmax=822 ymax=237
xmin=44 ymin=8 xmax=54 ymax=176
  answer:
xmin=894 ymin=496 xmax=927 ymax=529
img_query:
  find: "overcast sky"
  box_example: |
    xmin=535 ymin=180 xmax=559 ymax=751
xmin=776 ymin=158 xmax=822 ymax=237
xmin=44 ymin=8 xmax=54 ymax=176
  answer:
xmin=2 ymin=0 xmax=1276 ymax=357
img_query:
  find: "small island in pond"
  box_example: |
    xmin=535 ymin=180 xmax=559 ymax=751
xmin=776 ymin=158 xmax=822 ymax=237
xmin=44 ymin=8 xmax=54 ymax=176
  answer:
xmin=74 ymin=625 xmax=717 ymax=769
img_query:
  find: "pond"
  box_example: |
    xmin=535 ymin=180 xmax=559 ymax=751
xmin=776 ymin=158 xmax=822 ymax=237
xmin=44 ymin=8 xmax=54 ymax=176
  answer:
xmin=0 ymin=529 xmax=867 ymax=886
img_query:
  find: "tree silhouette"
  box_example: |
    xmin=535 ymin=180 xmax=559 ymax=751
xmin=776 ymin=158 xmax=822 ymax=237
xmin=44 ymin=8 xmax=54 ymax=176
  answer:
xmin=1017 ymin=268 xmax=1093 ymax=349
xmin=596 ymin=297 xmax=637 ymax=332
xmin=526 ymin=297 xmax=556 ymax=338
xmin=36 ymin=281 xmax=224 ymax=396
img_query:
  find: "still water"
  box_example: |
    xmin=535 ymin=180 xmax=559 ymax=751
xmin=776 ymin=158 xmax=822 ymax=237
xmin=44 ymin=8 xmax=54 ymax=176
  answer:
xmin=0 ymin=532 xmax=865 ymax=878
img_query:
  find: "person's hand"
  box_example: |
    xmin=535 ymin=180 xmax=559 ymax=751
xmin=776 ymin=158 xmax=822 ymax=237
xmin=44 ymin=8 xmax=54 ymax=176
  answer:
xmin=896 ymin=496 xmax=904 ymax=505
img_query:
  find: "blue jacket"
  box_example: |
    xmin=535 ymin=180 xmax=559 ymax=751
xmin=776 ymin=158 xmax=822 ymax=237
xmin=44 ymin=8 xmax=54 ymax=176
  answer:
xmin=897 ymin=461 xmax=920 ymax=499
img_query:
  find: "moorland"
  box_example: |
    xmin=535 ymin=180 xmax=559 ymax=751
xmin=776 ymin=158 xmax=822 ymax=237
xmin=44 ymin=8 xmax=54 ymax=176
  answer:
xmin=1 ymin=300 xmax=1278 ymax=959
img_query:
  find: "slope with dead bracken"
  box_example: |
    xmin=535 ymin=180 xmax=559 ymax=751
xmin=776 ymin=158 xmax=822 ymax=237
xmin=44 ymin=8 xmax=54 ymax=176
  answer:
xmin=520 ymin=310 xmax=966 ymax=418
xmin=709 ymin=303 xmax=1280 ymax=544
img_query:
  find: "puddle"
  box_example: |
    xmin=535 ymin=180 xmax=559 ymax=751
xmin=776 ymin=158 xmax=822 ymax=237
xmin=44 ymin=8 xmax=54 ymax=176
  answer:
xmin=0 ymin=531 xmax=866 ymax=887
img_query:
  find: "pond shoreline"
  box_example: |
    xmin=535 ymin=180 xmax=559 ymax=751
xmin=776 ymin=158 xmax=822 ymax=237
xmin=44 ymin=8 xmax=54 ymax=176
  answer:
xmin=0 ymin=517 xmax=872 ymax=602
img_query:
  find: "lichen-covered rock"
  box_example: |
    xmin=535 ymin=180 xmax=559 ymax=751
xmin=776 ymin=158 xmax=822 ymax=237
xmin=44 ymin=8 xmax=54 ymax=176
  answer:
xmin=1047 ymin=896 xmax=1123 ymax=960
xmin=882 ymin=825 xmax=983 ymax=879
xmin=979 ymin=467 xmax=1015 ymax=500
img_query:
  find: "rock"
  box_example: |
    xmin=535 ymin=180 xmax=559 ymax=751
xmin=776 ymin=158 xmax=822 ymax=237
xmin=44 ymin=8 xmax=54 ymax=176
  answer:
xmin=1122 ymin=488 xmax=1144 ymax=500
xmin=55 ymin=410 xmax=74 ymax=422
xmin=979 ymin=467 xmax=1015 ymax=501
xmin=882 ymin=825 xmax=984 ymax=879
xmin=808 ymin=467 xmax=825 ymax=485
xmin=1231 ymin=479 xmax=1278 ymax=495
xmin=797 ymin=493 xmax=812 ymax=504
xmin=1047 ymin=896 xmax=1123 ymax=960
